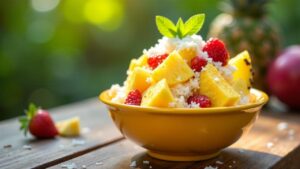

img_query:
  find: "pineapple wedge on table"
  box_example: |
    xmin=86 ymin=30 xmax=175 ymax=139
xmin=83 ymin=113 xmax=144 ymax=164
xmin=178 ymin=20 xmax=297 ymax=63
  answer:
xmin=128 ymin=54 xmax=148 ymax=72
xmin=56 ymin=117 xmax=80 ymax=137
xmin=229 ymin=51 xmax=253 ymax=95
xmin=125 ymin=67 xmax=153 ymax=93
xmin=141 ymin=79 xmax=174 ymax=107
xmin=199 ymin=64 xmax=240 ymax=107
xmin=152 ymin=51 xmax=194 ymax=86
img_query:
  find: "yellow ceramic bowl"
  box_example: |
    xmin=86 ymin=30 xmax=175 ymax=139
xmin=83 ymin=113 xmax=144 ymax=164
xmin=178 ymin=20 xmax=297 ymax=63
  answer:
xmin=99 ymin=89 xmax=268 ymax=161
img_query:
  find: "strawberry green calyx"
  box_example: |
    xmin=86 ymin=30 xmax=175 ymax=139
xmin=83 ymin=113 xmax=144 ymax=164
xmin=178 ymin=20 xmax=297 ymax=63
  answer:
xmin=19 ymin=103 xmax=39 ymax=136
xmin=156 ymin=14 xmax=205 ymax=39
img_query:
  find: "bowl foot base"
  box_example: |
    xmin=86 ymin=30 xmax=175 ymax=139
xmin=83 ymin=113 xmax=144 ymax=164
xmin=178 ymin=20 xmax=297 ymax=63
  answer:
xmin=147 ymin=150 xmax=220 ymax=161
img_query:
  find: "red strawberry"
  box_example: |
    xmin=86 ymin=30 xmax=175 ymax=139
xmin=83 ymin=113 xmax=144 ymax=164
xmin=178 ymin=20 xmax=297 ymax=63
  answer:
xmin=187 ymin=94 xmax=212 ymax=108
xmin=124 ymin=89 xmax=142 ymax=106
xmin=147 ymin=53 xmax=168 ymax=69
xmin=19 ymin=103 xmax=58 ymax=138
xmin=190 ymin=56 xmax=207 ymax=72
xmin=203 ymin=38 xmax=229 ymax=66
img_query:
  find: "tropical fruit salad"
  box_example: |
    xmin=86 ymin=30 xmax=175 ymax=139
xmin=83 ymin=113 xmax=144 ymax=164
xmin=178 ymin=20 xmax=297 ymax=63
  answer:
xmin=108 ymin=14 xmax=254 ymax=108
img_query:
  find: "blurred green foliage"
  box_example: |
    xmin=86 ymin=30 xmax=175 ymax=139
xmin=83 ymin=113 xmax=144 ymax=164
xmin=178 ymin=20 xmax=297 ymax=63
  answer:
xmin=0 ymin=0 xmax=299 ymax=120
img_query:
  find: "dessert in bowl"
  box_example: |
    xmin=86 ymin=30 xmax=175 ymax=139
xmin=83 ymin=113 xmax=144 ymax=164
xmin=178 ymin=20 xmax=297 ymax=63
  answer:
xmin=99 ymin=14 xmax=268 ymax=161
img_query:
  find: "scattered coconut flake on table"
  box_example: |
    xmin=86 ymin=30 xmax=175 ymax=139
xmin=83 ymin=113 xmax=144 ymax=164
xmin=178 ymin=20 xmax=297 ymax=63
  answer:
xmin=95 ymin=162 xmax=103 ymax=165
xmin=277 ymin=122 xmax=288 ymax=131
xmin=23 ymin=145 xmax=32 ymax=150
xmin=288 ymin=129 xmax=295 ymax=140
xmin=266 ymin=142 xmax=274 ymax=149
xmin=215 ymin=160 xmax=223 ymax=165
xmin=61 ymin=163 xmax=77 ymax=169
xmin=204 ymin=166 xmax=218 ymax=169
xmin=3 ymin=144 xmax=12 ymax=148
xmin=81 ymin=165 xmax=87 ymax=169
xmin=72 ymin=139 xmax=86 ymax=146
xmin=59 ymin=144 xmax=65 ymax=149
xmin=143 ymin=160 xmax=150 ymax=165
xmin=238 ymin=149 xmax=245 ymax=153
xmin=130 ymin=161 xmax=137 ymax=168
xmin=81 ymin=127 xmax=91 ymax=134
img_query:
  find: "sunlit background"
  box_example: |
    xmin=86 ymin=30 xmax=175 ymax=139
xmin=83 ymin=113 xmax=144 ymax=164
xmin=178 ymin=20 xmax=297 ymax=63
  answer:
xmin=0 ymin=0 xmax=299 ymax=120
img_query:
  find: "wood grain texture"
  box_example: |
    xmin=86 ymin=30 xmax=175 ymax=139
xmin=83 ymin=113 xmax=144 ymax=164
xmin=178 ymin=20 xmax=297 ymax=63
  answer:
xmin=0 ymin=98 xmax=123 ymax=169
xmin=49 ymin=111 xmax=300 ymax=169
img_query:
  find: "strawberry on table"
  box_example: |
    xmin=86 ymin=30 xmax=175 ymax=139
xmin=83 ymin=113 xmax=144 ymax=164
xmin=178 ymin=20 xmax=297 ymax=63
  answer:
xmin=19 ymin=103 xmax=58 ymax=138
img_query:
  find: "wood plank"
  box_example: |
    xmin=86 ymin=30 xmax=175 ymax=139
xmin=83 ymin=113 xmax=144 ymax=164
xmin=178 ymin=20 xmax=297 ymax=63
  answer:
xmin=0 ymin=98 xmax=123 ymax=169
xmin=49 ymin=111 xmax=300 ymax=169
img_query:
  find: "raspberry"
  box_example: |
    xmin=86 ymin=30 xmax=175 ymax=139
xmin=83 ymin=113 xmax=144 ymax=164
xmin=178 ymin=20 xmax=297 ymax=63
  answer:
xmin=187 ymin=94 xmax=212 ymax=108
xmin=125 ymin=89 xmax=142 ymax=106
xmin=203 ymin=38 xmax=229 ymax=66
xmin=147 ymin=54 xmax=168 ymax=69
xmin=190 ymin=56 xmax=207 ymax=72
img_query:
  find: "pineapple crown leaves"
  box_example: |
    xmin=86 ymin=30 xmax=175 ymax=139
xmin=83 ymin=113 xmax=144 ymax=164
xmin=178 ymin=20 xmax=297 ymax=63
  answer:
xmin=19 ymin=103 xmax=39 ymax=136
xmin=156 ymin=14 xmax=205 ymax=39
xmin=226 ymin=0 xmax=270 ymax=17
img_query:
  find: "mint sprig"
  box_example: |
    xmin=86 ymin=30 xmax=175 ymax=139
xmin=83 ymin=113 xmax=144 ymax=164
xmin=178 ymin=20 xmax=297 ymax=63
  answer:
xmin=156 ymin=14 xmax=205 ymax=39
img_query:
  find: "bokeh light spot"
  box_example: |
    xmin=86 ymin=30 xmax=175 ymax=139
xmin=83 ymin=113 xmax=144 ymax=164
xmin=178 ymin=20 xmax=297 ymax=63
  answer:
xmin=83 ymin=0 xmax=124 ymax=31
xmin=27 ymin=20 xmax=55 ymax=43
xmin=31 ymin=0 xmax=60 ymax=12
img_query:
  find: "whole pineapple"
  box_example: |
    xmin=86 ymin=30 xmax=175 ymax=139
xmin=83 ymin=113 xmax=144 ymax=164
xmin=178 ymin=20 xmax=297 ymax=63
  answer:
xmin=209 ymin=0 xmax=281 ymax=90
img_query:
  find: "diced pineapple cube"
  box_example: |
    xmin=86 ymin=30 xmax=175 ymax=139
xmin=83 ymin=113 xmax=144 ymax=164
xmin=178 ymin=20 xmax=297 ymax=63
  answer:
xmin=152 ymin=51 xmax=194 ymax=86
xmin=56 ymin=117 xmax=80 ymax=137
xmin=229 ymin=51 xmax=253 ymax=89
xmin=141 ymin=79 xmax=174 ymax=107
xmin=199 ymin=64 xmax=240 ymax=107
xmin=128 ymin=54 xmax=148 ymax=71
xmin=126 ymin=67 xmax=153 ymax=93
xmin=179 ymin=47 xmax=197 ymax=64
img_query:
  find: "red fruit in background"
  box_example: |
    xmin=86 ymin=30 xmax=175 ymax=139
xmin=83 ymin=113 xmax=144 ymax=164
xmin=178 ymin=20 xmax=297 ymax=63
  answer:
xmin=267 ymin=46 xmax=300 ymax=109
xmin=190 ymin=56 xmax=207 ymax=72
xmin=203 ymin=38 xmax=229 ymax=66
xmin=19 ymin=103 xmax=58 ymax=138
xmin=147 ymin=53 xmax=168 ymax=69
xmin=124 ymin=89 xmax=142 ymax=106
xmin=187 ymin=94 xmax=212 ymax=108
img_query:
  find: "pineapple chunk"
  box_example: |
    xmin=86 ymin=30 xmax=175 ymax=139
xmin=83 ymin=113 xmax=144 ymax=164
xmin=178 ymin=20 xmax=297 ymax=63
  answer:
xmin=199 ymin=64 xmax=240 ymax=107
xmin=128 ymin=54 xmax=148 ymax=72
xmin=229 ymin=51 xmax=253 ymax=89
xmin=232 ymin=78 xmax=250 ymax=96
xmin=141 ymin=79 xmax=174 ymax=107
xmin=179 ymin=47 xmax=197 ymax=64
xmin=152 ymin=51 xmax=194 ymax=86
xmin=126 ymin=67 xmax=153 ymax=93
xmin=56 ymin=117 xmax=80 ymax=137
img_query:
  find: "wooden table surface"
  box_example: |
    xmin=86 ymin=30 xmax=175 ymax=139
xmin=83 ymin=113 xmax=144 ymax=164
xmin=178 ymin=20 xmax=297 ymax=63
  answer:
xmin=0 ymin=98 xmax=299 ymax=169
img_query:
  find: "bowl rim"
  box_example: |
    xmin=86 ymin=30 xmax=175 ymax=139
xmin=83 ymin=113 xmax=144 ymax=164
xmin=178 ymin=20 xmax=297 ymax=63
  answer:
xmin=99 ymin=88 xmax=269 ymax=114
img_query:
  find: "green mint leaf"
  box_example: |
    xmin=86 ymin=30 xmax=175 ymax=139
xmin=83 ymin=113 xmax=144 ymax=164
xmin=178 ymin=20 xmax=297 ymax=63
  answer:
xmin=155 ymin=16 xmax=177 ymax=38
xmin=183 ymin=14 xmax=205 ymax=36
xmin=176 ymin=17 xmax=185 ymax=39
